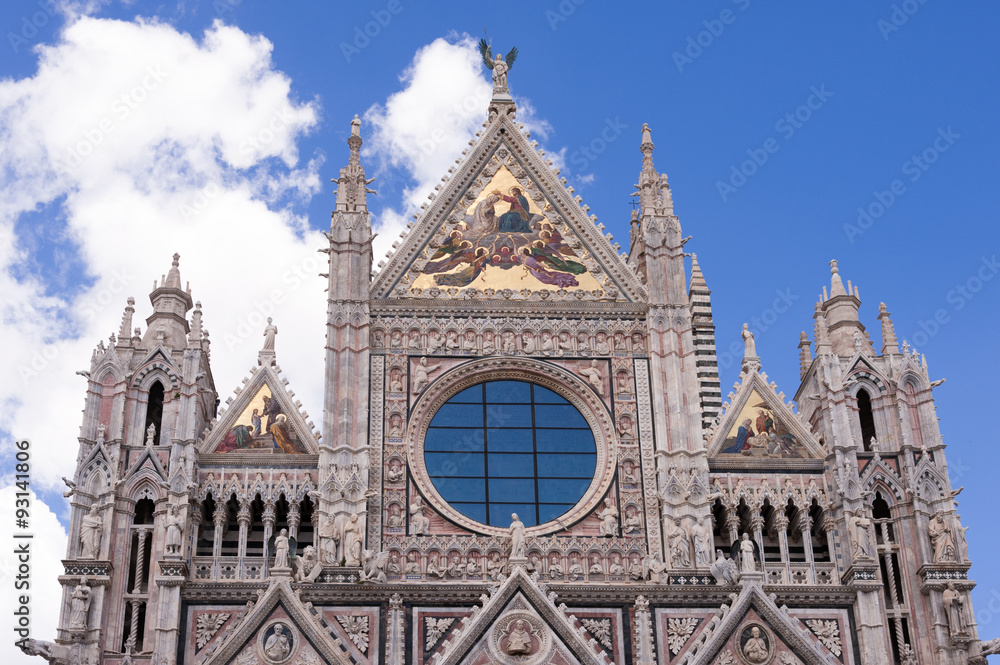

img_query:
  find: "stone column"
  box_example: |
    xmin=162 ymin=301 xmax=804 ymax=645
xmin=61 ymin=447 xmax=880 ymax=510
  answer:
xmin=725 ymin=512 xmax=740 ymax=545
xmin=798 ymin=514 xmax=816 ymax=584
xmin=633 ymin=595 xmax=656 ymax=665
xmin=386 ymin=593 xmax=405 ymax=665
xmin=212 ymin=501 xmax=226 ymax=579
xmin=261 ymin=500 xmax=275 ymax=579
xmin=823 ymin=517 xmax=839 ymax=577
xmin=773 ymin=513 xmax=790 ymax=584
xmin=750 ymin=511 xmax=764 ymax=561
xmin=236 ymin=500 xmax=251 ymax=580
xmin=287 ymin=501 xmax=301 ymax=540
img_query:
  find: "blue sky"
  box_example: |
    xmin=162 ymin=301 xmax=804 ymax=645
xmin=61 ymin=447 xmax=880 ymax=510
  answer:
xmin=1 ymin=0 xmax=998 ymax=653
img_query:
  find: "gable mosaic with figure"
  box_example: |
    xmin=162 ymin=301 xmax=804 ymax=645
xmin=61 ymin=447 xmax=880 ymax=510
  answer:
xmin=718 ymin=390 xmax=805 ymax=458
xmin=407 ymin=164 xmax=604 ymax=293
xmin=213 ymin=384 xmax=307 ymax=454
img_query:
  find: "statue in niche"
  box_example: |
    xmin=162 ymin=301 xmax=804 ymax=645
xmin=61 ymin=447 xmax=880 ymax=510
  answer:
xmin=540 ymin=333 xmax=554 ymax=356
xmin=390 ymin=330 xmax=402 ymax=348
xmin=589 ymin=554 xmax=604 ymax=574
xmin=740 ymin=626 xmax=769 ymax=664
xmin=446 ymin=331 xmax=460 ymax=351
xmin=622 ymin=460 xmax=639 ymax=485
xmin=482 ymin=333 xmax=496 ymax=355
xmin=690 ymin=517 xmax=712 ymax=567
xmin=548 ymin=554 xmax=563 ymax=579
xmin=558 ymin=333 xmax=573 ymax=354
xmin=79 ymin=503 xmax=106 ymax=560
xmin=739 ymin=532 xmax=758 ymax=572
xmin=388 ymin=370 xmax=403 ymax=393
xmin=943 ymin=582 xmax=970 ymax=637
xmin=466 ymin=555 xmax=480 ymax=576
xmin=69 ymin=577 xmax=92 ymax=629
xmin=669 ymin=519 xmax=692 ymax=568
xmin=488 ymin=551 xmax=505 ymax=580
xmin=405 ymin=551 xmax=420 ymax=574
xmin=164 ymin=504 xmax=184 ymax=556
xmin=386 ymin=504 xmax=403 ymax=527
xmin=388 ymin=414 xmax=403 ymax=438
xmin=464 ymin=331 xmax=478 ymax=352
xmin=568 ymin=556 xmax=584 ymax=580
xmin=386 ymin=459 xmax=404 ymax=483
xmin=930 ymin=511 xmax=956 ymax=563
xmin=502 ymin=331 xmax=516 ymax=354
xmin=342 ymin=515 xmax=363 ymax=566
xmin=387 ymin=552 xmax=401 ymax=575
xmin=427 ymin=554 xmax=446 ymax=579
xmin=577 ymin=332 xmax=590 ymax=351
xmin=608 ymin=554 xmax=625 ymax=576
xmin=595 ymin=333 xmax=611 ymax=355
xmin=427 ymin=331 xmax=444 ymax=354
xmin=848 ymin=510 xmax=874 ymax=559
xmin=623 ymin=506 xmax=642 ymax=534
xmin=521 ymin=332 xmax=536 ymax=354
xmin=272 ymin=528 xmax=291 ymax=569
xmin=319 ymin=514 xmax=341 ymax=563
xmin=598 ymin=496 xmax=618 ymax=536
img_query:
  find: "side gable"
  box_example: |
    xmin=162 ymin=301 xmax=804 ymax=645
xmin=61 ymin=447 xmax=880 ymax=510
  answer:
xmin=434 ymin=566 xmax=610 ymax=665
xmin=198 ymin=362 xmax=320 ymax=457
xmin=708 ymin=369 xmax=824 ymax=461
xmin=370 ymin=110 xmax=647 ymax=304
xmin=199 ymin=577 xmax=355 ymax=665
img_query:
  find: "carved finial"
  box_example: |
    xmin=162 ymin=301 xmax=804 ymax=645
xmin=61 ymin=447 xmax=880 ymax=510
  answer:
xmin=878 ymin=301 xmax=899 ymax=355
xmin=798 ymin=331 xmax=812 ymax=379
xmin=258 ymin=317 xmax=277 ymax=366
xmin=333 ymin=115 xmax=376 ymax=212
xmin=828 ymin=259 xmax=847 ymax=297
xmin=350 ymin=114 xmax=361 ymax=137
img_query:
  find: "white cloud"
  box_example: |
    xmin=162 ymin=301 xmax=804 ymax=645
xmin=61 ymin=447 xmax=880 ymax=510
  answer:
xmin=0 ymin=16 xmax=329 ymax=657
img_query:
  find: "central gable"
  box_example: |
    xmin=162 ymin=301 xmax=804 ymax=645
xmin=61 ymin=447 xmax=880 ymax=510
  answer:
xmin=371 ymin=111 xmax=646 ymax=303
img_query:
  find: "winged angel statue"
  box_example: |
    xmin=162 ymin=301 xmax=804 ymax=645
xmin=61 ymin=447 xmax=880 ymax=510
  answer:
xmin=479 ymin=36 xmax=518 ymax=95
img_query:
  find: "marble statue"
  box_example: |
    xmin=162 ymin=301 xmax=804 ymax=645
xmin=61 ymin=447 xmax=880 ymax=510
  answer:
xmin=412 ymin=357 xmax=442 ymax=393
xmin=262 ymin=317 xmax=277 ymax=351
xmin=506 ymin=619 xmax=532 ymax=655
xmin=669 ymin=519 xmax=692 ymax=568
xmin=930 ymin=511 xmax=956 ymax=563
xmin=580 ymin=359 xmax=604 ymax=393
xmin=272 ymin=528 xmax=290 ymax=569
xmin=409 ymin=496 xmax=430 ymax=536
xmin=742 ymin=323 xmax=756 ymax=358
xmin=849 ymin=511 xmax=873 ymax=559
xmin=164 ymin=504 xmax=183 ymax=555
xmin=509 ymin=513 xmax=526 ymax=559
xmin=145 ymin=422 xmax=157 ymax=445
xmin=598 ymin=496 xmax=618 ymax=536
xmin=79 ymin=504 xmax=105 ymax=560
xmin=69 ymin=577 xmax=92 ymax=629
xmin=739 ymin=533 xmax=757 ymax=572
xmin=690 ymin=517 xmax=712 ymax=567
xmin=710 ymin=549 xmax=739 ymax=585
xmin=343 ymin=515 xmax=363 ymax=566
xmin=264 ymin=624 xmax=291 ymax=661
xmin=943 ymin=582 xmax=969 ymax=637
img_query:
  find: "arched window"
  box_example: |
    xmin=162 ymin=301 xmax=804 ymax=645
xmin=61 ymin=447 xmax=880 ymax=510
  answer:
xmin=144 ymin=381 xmax=164 ymax=445
xmin=857 ymin=388 xmax=877 ymax=451
xmin=196 ymin=496 xmax=216 ymax=556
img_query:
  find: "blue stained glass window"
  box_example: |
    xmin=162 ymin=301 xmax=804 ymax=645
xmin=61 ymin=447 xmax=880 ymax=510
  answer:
xmin=425 ymin=380 xmax=596 ymax=528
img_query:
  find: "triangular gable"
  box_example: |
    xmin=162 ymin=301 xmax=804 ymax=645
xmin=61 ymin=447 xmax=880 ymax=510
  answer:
xmin=120 ymin=445 xmax=169 ymax=487
xmin=678 ymin=580 xmax=834 ymax=665
xmin=371 ymin=110 xmax=646 ymax=303
xmin=199 ymin=363 xmax=319 ymax=456
xmin=434 ymin=566 xmax=610 ymax=665
xmin=201 ymin=576 xmax=355 ymax=665
xmin=709 ymin=370 xmax=823 ymax=460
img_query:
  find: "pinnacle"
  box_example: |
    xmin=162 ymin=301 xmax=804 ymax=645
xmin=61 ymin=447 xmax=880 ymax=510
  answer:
xmin=164 ymin=253 xmax=182 ymax=289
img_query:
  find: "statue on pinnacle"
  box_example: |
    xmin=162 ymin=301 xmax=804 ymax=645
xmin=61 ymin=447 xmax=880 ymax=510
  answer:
xmin=479 ymin=34 xmax=518 ymax=96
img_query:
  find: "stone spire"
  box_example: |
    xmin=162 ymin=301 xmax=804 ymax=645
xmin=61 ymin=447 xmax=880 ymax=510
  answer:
xmin=187 ymin=301 xmax=204 ymax=348
xmin=141 ymin=253 xmax=193 ymax=349
xmin=333 ymin=115 xmax=376 ymax=213
xmin=817 ymin=259 xmax=865 ymax=356
xmin=798 ymin=331 xmax=813 ymax=379
xmin=878 ymin=302 xmax=900 ymax=356
xmin=117 ymin=297 xmax=135 ymax=345
xmin=688 ymin=254 xmax=721 ymax=429
xmin=634 ymin=123 xmax=672 ymax=216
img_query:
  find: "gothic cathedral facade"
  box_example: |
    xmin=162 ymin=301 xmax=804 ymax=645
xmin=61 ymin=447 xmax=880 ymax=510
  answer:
xmin=26 ymin=74 xmax=989 ymax=665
